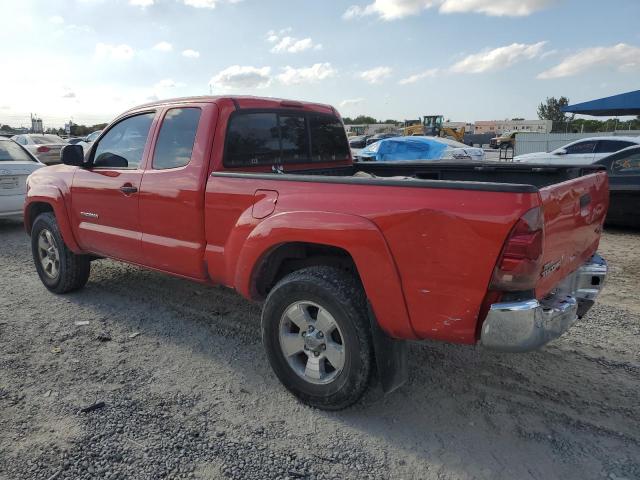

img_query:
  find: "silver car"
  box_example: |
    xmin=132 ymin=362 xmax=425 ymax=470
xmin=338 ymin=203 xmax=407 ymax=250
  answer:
xmin=10 ymin=134 xmax=68 ymax=165
xmin=0 ymin=138 xmax=44 ymax=219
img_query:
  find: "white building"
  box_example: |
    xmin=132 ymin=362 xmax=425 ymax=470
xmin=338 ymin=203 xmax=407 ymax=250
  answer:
xmin=474 ymin=119 xmax=551 ymax=135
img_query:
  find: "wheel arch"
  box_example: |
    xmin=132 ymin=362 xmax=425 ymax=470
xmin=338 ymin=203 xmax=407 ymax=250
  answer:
xmin=24 ymin=188 xmax=82 ymax=253
xmin=235 ymin=211 xmax=416 ymax=339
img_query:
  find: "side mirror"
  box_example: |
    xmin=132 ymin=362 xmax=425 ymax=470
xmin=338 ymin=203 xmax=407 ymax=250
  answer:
xmin=93 ymin=152 xmax=128 ymax=168
xmin=555 ymin=148 xmax=567 ymax=155
xmin=61 ymin=144 xmax=85 ymax=166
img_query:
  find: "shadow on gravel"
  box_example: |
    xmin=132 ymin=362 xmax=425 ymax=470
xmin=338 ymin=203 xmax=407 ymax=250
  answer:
xmin=0 ymin=218 xmax=25 ymax=232
xmin=54 ymin=259 xmax=640 ymax=479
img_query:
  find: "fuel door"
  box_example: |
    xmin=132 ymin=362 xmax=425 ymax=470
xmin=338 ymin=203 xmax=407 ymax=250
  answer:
xmin=252 ymin=189 xmax=279 ymax=219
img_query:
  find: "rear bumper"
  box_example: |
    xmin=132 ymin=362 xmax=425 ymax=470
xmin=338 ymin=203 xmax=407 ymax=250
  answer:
xmin=480 ymin=254 xmax=607 ymax=352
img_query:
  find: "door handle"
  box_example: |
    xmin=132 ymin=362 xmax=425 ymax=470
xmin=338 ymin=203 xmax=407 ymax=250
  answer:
xmin=120 ymin=184 xmax=138 ymax=195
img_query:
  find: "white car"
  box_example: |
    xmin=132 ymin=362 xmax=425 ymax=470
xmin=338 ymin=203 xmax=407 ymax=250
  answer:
xmin=10 ymin=134 xmax=68 ymax=165
xmin=514 ymin=136 xmax=640 ymax=164
xmin=0 ymin=138 xmax=44 ymax=219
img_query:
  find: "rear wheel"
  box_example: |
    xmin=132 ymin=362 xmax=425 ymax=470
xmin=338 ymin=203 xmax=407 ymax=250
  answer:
xmin=31 ymin=212 xmax=90 ymax=293
xmin=261 ymin=266 xmax=373 ymax=410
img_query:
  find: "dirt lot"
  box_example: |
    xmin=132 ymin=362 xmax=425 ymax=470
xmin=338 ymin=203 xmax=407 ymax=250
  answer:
xmin=0 ymin=219 xmax=638 ymax=480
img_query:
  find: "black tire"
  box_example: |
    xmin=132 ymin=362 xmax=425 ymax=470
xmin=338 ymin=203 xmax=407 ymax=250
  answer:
xmin=31 ymin=212 xmax=91 ymax=294
xmin=261 ymin=266 xmax=373 ymax=410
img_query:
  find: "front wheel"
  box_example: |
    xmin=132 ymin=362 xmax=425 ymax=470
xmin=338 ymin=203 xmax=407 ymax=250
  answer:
xmin=31 ymin=212 xmax=91 ymax=294
xmin=261 ymin=266 xmax=373 ymax=410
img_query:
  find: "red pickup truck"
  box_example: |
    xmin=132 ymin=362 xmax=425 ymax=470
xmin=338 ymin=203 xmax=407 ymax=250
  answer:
xmin=24 ymin=96 xmax=609 ymax=410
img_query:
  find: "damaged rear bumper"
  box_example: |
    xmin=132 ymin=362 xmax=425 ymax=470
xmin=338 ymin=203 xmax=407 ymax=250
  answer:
xmin=480 ymin=254 xmax=607 ymax=352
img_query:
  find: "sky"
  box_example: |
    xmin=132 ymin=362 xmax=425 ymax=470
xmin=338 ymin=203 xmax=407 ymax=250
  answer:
xmin=1 ymin=0 xmax=639 ymax=128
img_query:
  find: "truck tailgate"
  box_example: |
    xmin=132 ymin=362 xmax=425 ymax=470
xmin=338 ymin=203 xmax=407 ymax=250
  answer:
xmin=536 ymin=170 xmax=608 ymax=297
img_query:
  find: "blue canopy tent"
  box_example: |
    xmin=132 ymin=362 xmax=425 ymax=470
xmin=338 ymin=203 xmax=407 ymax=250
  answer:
xmin=561 ymin=90 xmax=640 ymax=116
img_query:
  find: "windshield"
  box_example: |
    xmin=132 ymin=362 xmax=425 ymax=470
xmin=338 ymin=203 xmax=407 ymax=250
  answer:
xmin=0 ymin=140 xmax=35 ymax=162
xmin=31 ymin=135 xmax=64 ymax=145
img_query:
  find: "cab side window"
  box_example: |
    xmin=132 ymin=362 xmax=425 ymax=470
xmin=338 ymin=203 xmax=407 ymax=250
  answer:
xmin=93 ymin=112 xmax=155 ymax=169
xmin=153 ymin=108 xmax=202 ymax=170
xmin=565 ymin=141 xmax=597 ymax=155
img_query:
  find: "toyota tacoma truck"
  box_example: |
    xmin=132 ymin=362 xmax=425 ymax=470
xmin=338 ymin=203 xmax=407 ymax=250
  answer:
xmin=24 ymin=96 xmax=609 ymax=410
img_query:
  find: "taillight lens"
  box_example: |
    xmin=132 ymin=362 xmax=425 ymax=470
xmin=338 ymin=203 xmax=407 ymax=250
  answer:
xmin=490 ymin=207 xmax=544 ymax=291
xmin=37 ymin=146 xmax=51 ymax=153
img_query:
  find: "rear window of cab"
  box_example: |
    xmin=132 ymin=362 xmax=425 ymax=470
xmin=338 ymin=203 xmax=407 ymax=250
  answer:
xmin=224 ymin=111 xmax=349 ymax=167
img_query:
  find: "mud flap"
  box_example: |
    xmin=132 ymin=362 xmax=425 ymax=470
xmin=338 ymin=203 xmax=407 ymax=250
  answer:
xmin=367 ymin=302 xmax=408 ymax=393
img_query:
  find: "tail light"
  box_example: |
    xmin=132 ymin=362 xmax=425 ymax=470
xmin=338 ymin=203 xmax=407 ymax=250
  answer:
xmin=37 ymin=146 xmax=51 ymax=153
xmin=490 ymin=207 xmax=544 ymax=291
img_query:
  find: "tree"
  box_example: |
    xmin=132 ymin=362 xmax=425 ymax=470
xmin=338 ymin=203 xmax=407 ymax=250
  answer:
xmin=346 ymin=115 xmax=377 ymax=125
xmin=537 ymin=96 xmax=574 ymax=132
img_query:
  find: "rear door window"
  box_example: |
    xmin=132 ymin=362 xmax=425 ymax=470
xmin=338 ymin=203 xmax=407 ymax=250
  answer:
xmin=153 ymin=108 xmax=201 ymax=170
xmin=595 ymin=140 xmax=636 ymax=153
xmin=224 ymin=111 xmax=349 ymax=167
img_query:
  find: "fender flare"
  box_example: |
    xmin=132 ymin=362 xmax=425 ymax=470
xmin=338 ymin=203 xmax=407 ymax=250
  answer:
xmin=24 ymin=186 xmax=82 ymax=253
xmin=233 ymin=211 xmax=417 ymax=340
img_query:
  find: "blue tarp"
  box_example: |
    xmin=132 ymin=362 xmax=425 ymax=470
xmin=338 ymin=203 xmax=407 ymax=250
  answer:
xmin=358 ymin=136 xmax=448 ymax=162
xmin=561 ymin=90 xmax=640 ymax=116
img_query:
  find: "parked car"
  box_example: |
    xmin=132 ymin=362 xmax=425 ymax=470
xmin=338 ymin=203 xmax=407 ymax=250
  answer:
xmin=25 ymin=96 xmax=608 ymax=410
xmin=365 ymin=133 xmax=397 ymax=146
xmin=75 ymin=130 xmax=103 ymax=153
xmin=0 ymin=138 xmax=44 ymax=219
xmin=67 ymin=137 xmax=86 ymax=145
xmin=490 ymin=131 xmax=517 ymax=149
xmin=514 ymin=136 xmax=640 ymax=164
xmin=10 ymin=134 xmax=67 ymax=165
xmin=593 ymin=145 xmax=640 ymax=228
xmin=356 ymin=136 xmax=485 ymax=162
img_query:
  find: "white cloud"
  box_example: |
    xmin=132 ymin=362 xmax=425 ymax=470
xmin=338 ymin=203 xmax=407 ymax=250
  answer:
xmin=182 ymin=0 xmax=217 ymax=7
xmin=181 ymin=0 xmax=242 ymax=8
xmin=153 ymin=41 xmax=173 ymax=52
xmin=538 ymin=43 xmax=640 ymax=79
xmin=277 ymin=63 xmax=336 ymax=85
xmin=94 ymin=43 xmax=135 ymax=61
xmin=182 ymin=49 xmax=200 ymax=58
xmin=154 ymin=78 xmax=184 ymax=89
xmin=130 ymin=0 xmax=154 ymax=6
xmin=343 ymin=0 xmax=557 ymax=20
xmin=62 ymin=91 xmax=76 ymax=99
xmin=398 ymin=68 xmax=439 ymax=84
xmin=359 ymin=66 xmax=392 ymax=84
xmin=267 ymin=30 xmax=321 ymax=53
xmin=439 ymin=0 xmax=556 ymax=16
xmin=48 ymin=15 xmax=64 ymax=24
xmin=449 ymin=41 xmax=546 ymax=73
xmin=210 ymin=65 xmax=272 ymax=90
xmin=339 ymin=98 xmax=365 ymax=108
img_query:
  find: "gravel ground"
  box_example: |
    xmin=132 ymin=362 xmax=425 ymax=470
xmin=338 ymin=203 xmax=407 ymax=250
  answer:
xmin=0 ymin=219 xmax=638 ymax=480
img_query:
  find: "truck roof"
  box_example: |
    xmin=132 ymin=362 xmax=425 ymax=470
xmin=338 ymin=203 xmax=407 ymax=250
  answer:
xmin=125 ymin=95 xmax=338 ymax=116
